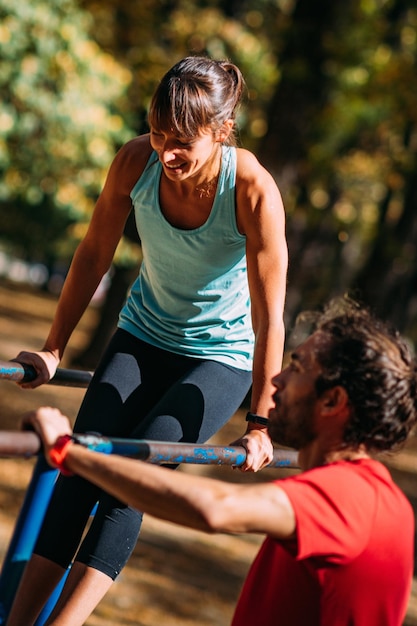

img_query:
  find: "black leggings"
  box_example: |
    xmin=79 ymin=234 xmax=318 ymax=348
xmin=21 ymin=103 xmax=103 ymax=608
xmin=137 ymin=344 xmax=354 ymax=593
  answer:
xmin=34 ymin=329 xmax=252 ymax=579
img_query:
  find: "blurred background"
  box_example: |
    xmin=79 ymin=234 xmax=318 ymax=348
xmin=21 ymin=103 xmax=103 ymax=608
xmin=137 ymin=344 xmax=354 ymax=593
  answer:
xmin=2 ymin=0 xmax=417 ymax=366
xmin=0 ymin=1 xmax=416 ymax=624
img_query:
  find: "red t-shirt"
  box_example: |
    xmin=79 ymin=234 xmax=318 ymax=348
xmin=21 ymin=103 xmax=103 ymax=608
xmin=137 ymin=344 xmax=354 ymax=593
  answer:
xmin=232 ymin=459 xmax=414 ymax=626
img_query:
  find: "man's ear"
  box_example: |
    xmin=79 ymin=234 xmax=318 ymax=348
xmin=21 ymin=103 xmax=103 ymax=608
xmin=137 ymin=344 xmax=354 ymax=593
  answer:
xmin=320 ymin=386 xmax=350 ymax=414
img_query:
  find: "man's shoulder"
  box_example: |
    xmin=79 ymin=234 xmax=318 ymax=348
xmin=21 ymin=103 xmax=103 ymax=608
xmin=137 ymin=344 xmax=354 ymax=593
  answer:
xmin=279 ymin=458 xmax=410 ymax=509
xmin=298 ymin=458 xmax=388 ymax=478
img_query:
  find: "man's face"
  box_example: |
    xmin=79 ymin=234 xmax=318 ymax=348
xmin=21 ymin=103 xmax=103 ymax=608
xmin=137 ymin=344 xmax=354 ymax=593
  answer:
xmin=268 ymin=332 xmax=327 ymax=449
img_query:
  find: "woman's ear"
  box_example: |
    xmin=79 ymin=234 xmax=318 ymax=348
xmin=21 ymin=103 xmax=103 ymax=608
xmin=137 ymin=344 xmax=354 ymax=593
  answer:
xmin=217 ymin=119 xmax=234 ymax=142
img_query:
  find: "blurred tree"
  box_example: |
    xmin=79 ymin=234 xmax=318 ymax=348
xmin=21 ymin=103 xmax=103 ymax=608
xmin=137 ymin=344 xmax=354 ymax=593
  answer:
xmin=314 ymin=0 xmax=417 ymax=342
xmin=255 ymin=0 xmax=346 ymax=325
xmin=348 ymin=1 xmax=417 ymax=337
xmin=254 ymin=0 xmax=417 ymax=343
xmin=5 ymin=0 xmax=417 ymax=365
xmin=80 ymin=0 xmax=279 ymax=147
xmin=0 ymin=0 xmax=136 ymax=269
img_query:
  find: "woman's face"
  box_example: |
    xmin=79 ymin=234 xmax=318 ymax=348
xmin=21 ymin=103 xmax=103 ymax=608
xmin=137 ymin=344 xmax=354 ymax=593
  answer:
xmin=149 ymin=126 xmax=221 ymax=182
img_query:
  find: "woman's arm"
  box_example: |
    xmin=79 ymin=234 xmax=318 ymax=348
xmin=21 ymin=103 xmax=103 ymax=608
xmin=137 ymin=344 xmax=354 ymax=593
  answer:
xmin=234 ymin=149 xmax=288 ymax=470
xmin=14 ymin=136 xmax=153 ymax=388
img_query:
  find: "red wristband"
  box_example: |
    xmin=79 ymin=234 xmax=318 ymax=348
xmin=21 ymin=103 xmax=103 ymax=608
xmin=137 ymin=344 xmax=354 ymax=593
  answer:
xmin=49 ymin=435 xmax=75 ymax=476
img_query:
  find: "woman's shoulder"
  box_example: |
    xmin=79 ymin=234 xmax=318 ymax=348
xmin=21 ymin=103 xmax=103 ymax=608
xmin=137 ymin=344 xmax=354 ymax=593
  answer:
xmin=235 ymin=147 xmax=276 ymax=188
xmin=116 ymin=134 xmax=154 ymax=167
xmin=108 ymin=134 xmax=155 ymax=191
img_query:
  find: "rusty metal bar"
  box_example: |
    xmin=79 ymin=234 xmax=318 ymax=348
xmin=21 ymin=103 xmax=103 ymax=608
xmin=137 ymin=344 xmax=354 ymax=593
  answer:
xmin=0 ymin=430 xmax=40 ymax=458
xmin=0 ymin=431 xmax=299 ymax=468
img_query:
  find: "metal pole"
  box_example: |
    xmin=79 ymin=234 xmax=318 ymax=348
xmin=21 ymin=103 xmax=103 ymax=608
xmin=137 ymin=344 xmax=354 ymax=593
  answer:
xmin=0 ymin=457 xmax=59 ymax=624
xmin=0 ymin=360 xmax=92 ymax=388
xmin=0 ymin=362 xmax=91 ymax=624
xmin=0 ymin=431 xmax=299 ymax=468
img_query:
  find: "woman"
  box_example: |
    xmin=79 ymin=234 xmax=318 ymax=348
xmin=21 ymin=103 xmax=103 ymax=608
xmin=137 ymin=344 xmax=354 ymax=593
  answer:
xmin=8 ymin=56 xmax=288 ymax=625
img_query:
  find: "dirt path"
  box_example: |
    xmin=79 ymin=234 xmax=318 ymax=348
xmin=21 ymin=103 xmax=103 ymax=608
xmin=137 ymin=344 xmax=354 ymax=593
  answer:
xmin=0 ymin=281 xmax=416 ymax=625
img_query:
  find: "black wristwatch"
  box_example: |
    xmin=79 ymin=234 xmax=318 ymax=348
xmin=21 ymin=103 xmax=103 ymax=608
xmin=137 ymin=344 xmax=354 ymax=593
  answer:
xmin=245 ymin=412 xmax=269 ymax=427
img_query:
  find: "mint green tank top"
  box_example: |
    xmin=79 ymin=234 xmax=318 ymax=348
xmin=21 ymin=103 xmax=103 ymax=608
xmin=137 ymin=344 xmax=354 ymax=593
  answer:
xmin=118 ymin=145 xmax=254 ymax=370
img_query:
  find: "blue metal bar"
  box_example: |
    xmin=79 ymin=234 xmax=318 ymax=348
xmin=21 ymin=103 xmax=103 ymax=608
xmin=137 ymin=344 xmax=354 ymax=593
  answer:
xmin=0 ymin=431 xmax=299 ymax=468
xmin=0 ymin=457 xmax=58 ymax=624
xmin=73 ymin=433 xmax=299 ymax=468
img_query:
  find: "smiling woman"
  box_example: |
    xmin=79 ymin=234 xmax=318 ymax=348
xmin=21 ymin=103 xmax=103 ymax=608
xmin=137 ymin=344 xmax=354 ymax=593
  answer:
xmin=147 ymin=57 xmax=241 ymax=227
xmin=8 ymin=55 xmax=288 ymax=626
xmin=148 ymin=126 xmax=224 ymax=229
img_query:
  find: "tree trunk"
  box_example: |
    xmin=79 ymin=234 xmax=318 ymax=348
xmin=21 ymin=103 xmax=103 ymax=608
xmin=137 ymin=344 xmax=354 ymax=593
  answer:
xmin=72 ymin=264 xmax=138 ymax=369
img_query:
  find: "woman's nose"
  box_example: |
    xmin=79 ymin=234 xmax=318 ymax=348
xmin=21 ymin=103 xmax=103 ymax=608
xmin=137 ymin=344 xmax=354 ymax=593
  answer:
xmin=159 ymin=138 xmax=177 ymax=155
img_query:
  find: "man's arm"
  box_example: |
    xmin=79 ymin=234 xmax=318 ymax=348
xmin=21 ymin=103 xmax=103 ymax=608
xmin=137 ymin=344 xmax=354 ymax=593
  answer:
xmin=23 ymin=408 xmax=296 ymax=540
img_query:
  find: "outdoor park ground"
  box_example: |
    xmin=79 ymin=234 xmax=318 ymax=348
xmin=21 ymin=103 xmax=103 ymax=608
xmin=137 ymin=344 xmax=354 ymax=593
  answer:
xmin=0 ymin=280 xmax=416 ymax=625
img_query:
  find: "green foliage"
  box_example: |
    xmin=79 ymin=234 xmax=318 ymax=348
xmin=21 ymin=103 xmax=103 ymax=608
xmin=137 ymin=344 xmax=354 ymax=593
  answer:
xmin=260 ymin=0 xmax=417 ymax=336
xmin=311 ymin=3 xmax=417 ymax=274
xmin=0 ymin=0 xmax=281 ymax=265
xmin=0 ymin=0 xmax=133 ymax=261
xmin=3 ymin=0 xmax=417 ymax=340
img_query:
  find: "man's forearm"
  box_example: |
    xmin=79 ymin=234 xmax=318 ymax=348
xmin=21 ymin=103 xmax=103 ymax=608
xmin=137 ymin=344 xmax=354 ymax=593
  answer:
xmin=65 ymin=445 xmax=231 ymax=532
xmin=60 ymin=441 xmax=296 ymax=540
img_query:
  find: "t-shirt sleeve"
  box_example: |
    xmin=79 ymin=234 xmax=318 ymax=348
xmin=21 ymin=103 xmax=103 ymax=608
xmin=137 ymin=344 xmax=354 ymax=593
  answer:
xmin=277 ymin=463 xmax=377 ymax=565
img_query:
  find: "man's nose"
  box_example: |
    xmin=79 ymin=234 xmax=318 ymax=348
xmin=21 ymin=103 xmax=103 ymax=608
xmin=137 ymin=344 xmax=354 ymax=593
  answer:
xmin=272 ymin=370 xmax=286 ymax=389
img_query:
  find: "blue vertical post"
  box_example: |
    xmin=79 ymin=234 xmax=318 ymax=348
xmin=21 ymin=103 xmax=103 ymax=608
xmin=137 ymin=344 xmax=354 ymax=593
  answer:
xmin=0 ymin=362 xmax=92 ymax=624
xmin=34 ymin=567 xmax=70 ymax=626
xmin=0 ymin=456 xmax=58 ymax=624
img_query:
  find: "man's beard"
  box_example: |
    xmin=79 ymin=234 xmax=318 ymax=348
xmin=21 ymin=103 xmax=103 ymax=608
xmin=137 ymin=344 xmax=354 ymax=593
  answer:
xmin=268 ymin=397 xmax=317 ymax=450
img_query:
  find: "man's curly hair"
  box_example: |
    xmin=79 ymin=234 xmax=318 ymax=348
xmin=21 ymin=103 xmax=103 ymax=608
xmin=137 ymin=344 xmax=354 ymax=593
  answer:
xmin=299 ymin=297 xmax=417 ymax=452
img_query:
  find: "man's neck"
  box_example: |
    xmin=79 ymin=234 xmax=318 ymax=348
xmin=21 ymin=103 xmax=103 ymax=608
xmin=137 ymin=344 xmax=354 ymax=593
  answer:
xmin=298 ymin=444 xmax=370 ymax=471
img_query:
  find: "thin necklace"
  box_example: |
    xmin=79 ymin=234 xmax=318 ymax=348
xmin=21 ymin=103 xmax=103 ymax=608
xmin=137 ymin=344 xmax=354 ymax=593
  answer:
xmin=194 ymin=149 xmax=222 ymax=199
xmin=195 ymin=175 xmax=219 ymax=199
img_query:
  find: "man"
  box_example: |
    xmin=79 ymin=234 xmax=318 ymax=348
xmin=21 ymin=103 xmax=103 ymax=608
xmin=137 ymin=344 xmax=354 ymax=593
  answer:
xmin=13 ymin=298 xmax=417 ymax=626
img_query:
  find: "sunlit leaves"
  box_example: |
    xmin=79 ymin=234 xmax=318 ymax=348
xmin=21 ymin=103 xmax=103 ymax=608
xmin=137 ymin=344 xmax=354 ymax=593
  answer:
xmin=0 ymin=0 xmax=133 ymax=259
xmin=303 ymin=3 xmax=417 ymax=246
